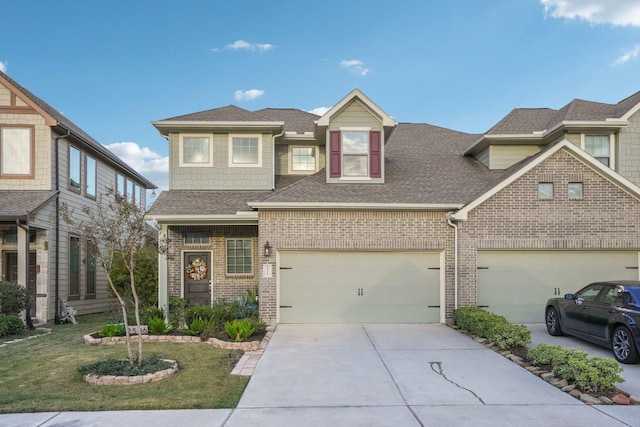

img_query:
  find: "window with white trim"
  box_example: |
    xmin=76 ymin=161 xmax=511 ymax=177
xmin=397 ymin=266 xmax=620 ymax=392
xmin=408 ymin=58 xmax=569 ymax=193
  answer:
xmin=290 ymin=146 xmax=317 ymax=172
xmin=342 ymin=131 xmax=369 ymax=177
xmin=229 ymin=135 xmax=261 ymax=167
xmin=584 ymin=135 xmax=612 ymax=167
xmin=1 ymin=126 xmax=33 ymax=177
xmin=226 ymin=238 xmax=253 ymax=274
xmin=86 ymin=155 xmax=96 ymax=198
xmin=180 ymin=134 xmax=212 ymax=167
xmin=116 ymin=173 xmax=125 ymax=197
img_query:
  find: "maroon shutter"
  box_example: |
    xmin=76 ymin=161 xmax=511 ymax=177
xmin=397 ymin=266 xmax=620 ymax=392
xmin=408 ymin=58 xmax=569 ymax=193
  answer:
xmin=369 ymin=131 xmax=381 ymax=178
xmin=329 ymin=130 xmax=341 ymax=178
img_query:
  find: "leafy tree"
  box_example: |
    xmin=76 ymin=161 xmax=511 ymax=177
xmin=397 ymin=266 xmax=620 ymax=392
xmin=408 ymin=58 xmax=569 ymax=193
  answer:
xmin=61 ymin=189 xmax=164 ymax=366
xmin=109 ymin=241 xmax=158 ymax=308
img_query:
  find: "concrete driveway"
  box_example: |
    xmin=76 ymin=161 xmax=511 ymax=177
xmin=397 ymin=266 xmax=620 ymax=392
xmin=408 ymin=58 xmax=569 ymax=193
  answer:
xmin=226 ymin=324 xmax=636 ymax=426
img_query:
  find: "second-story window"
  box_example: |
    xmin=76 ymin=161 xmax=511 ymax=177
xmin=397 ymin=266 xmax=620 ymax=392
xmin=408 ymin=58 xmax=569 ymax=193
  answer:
xmin=69 ymin=146 xmax=81 ymax=191
xmin=86 ymin=155 xmax=96 ymax=198
xmin=116 ymin=173 xmax=125 ymax=197
xmin=291 ymin=147 xmax=317 ymax=172
xmin=1 ymin=126 xmax=34 ymax=178
xmin=180 ymin=134 xmax=212 ymax=167
xmin=584 ymin=135 xmax=612 ymax=167
xmin=229 ymin=135 xmax=261 ymax=167
xmin=342 ymin=131 xmax=369 ymax=177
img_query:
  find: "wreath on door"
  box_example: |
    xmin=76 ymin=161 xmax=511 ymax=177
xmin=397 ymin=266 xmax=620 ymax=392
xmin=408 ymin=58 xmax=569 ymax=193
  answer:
xmin=186 ymin=258 xmax=208 ymax=281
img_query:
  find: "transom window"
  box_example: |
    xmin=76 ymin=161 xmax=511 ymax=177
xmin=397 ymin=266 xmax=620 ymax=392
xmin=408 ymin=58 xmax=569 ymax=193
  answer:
xmin=69 ymin=146 xmax=81 ymax=191
xmin=180 ymin=135 xmax=212 ymax=167
xmin=226 ymin=239 xmax=253 ymax=274
xmin=568 ymin=182 xmax=583 ymax=199
xmin=1 ymin=126 xmax=33 ymax=177
xmin=342 ymin=131 xmax=369 ymax=177
xmin=230 ymin=135 xmax=261 ymax=166
xmin=538 ymin=183 xmax=553 ymax=199
xmin=185 ymin=232 xmax=210 ymax=244
xmin=291 ymin=147 xmax=316 ymax=172
xmin=584 ymin=135 xmax=611 ymax=167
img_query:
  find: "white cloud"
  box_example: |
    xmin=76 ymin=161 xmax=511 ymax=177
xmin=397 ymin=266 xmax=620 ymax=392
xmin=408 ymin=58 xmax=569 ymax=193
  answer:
xmin=0 ymin=61 xmax=7 ymax=73
xmin=613 ymin=43 xmax=640 ymax=65
xmin=213 ymin=40 xmax=274 ymax=53
xmin=234 ymin=89 xmax=264 ymax=101
xmin=308 ymin=106 xmax=330 ymax=116
xmin=541 ymin=0 xmax=640 ymax=26
xmin=340 ymin=59 xmax=370 ymax=76
xmin=104 ymin=142 xmax=169 ymax=192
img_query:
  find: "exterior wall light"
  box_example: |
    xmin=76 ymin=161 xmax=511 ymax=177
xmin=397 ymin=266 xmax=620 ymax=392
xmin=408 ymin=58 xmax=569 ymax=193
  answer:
xmin=264 ymin=241 xmax=272 ymax=258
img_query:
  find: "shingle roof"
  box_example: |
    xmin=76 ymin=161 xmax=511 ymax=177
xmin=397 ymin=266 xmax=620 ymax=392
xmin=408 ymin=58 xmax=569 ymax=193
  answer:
xmin=0 ymin=191 xmax=57 ymax=220
xmin=161 ymin=105 xmax=275 ymax=122
xmin=0 ymin=71 xmax=156 ymax=189
xmin=486 ymin=91 xmax=640 ymax=135
xmin=147 ymin=190 xmax=271 ymax=216
xmin=260 ymin=123 xmax=504 ymax=205
xmin=254 ymin=108 xmax=319 ymax=134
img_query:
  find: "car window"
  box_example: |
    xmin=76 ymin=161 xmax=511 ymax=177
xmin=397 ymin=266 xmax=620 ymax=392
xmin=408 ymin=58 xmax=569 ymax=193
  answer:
xmin=599 ymin=286 xmax=623 ymax=305
xmin=575 ymin=285 xmax=603 ymax=302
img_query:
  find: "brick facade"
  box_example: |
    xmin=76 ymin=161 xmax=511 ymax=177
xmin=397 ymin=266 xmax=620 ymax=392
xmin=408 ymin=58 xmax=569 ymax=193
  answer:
xmin=166 ymin=225 xmax=259 ymax=303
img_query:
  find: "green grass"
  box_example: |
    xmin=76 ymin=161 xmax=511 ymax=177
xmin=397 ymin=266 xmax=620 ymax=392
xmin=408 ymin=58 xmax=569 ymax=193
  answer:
xmin=0 ymin=313 xmax=249 ymax=413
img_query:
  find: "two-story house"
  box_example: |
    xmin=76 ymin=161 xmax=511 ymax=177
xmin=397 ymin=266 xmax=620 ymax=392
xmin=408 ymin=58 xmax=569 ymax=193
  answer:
xmin=0 ymin=71 xmax=156 ymax=324
xmin=148 ymin=88 xmax=640 ymax=325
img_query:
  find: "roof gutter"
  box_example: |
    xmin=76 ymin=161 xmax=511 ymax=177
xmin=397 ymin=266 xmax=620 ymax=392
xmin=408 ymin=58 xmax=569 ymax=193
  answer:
xmin=272 ymin=130 xmax=284 ymax=190
xmin=16 ymin=219 xmax=35 ymax=330
xmin=446 ymin=212 xmax=459 ymax=311
xmin=54 ymin=130 xmax=70 ymax=324
xmin=248 ymin=202 xmax=464 ymax=211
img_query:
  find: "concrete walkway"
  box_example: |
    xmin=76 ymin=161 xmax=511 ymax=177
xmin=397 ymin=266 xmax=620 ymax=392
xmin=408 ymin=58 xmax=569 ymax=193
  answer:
xmin=2 ymin=324 xmax=640 ymax=426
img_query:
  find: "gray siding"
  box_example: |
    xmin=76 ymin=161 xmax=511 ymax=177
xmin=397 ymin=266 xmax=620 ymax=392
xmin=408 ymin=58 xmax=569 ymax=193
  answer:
xmin=490 ymin=145 xmax=540 ymax=169
xmin=619 ymin=110 xmax=640 ymax=186
xmin=170 ymin=132 xmax=274 ymax=190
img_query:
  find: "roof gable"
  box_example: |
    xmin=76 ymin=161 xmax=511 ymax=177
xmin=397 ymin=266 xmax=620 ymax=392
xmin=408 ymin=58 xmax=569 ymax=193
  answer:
xmin=453 ymin=139 xmax=640 ymax=221
xmin=316 ymin=88 xmax=396 ymax=127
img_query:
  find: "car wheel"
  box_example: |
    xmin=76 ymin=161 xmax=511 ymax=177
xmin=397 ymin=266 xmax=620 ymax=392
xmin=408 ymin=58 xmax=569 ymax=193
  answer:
xmin=545 ymin=307 xmax=563 ymax=336
xmin=612 ymin=326 xmax=640 ymax=364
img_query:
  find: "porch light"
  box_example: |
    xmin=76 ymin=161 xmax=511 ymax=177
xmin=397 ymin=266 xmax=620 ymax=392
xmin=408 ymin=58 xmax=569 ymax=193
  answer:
xmin=264 ymin=241 xmax=272 ymax=258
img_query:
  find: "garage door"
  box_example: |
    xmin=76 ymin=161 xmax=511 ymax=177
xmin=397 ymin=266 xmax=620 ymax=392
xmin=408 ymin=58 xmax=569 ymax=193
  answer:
xmin=279 ymin=251 xmax=441 ymax=323
xmin=477 ymin=251 xmax=639 ymax=324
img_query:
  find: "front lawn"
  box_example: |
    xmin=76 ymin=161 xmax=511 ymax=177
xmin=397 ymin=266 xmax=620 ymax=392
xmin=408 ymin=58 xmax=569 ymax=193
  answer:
xmin=0 ymin=313 xmax=249 ymax=413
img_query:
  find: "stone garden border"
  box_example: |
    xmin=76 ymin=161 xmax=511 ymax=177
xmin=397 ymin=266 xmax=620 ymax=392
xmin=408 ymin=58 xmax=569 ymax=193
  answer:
xmin=83 ymin=331 xmax=268 ymax=351
xmin=83 ymin=359 xmax=178 ymax=385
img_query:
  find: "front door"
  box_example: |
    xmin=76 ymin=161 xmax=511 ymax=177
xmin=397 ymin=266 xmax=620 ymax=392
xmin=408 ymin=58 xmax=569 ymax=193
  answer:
xmin=184 ymin=252 xmax=211 ymax=306
xmin=4 ymin=252 xmax=36 ymax=311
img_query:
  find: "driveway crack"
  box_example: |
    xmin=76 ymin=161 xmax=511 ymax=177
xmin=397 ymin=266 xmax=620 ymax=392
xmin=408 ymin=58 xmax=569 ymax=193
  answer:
xmin=428 ymin=361 xmax=485 ymax=404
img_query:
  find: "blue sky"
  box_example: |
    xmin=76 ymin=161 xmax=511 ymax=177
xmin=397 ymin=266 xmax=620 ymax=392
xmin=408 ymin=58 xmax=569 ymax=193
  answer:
xmin=2 ymin=0 xmax=640 ymax=194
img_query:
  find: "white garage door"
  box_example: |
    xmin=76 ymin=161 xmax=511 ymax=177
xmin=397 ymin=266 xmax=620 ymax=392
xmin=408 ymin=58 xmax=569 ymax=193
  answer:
xmin=279 ymin=251 xmax=441 ymax=323
xmin=477 ymin=251 xmax=639 ymax=323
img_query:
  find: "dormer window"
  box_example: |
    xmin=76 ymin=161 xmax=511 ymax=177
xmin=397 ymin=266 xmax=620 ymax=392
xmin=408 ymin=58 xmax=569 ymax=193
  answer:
xmin=342 ymin=131 xmax=369 ymax=177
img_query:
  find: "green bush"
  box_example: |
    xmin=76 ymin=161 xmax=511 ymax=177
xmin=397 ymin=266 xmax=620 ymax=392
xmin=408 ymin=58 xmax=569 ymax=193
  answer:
xmin=487 ymin=323 xmax=531 ymax=350
xmin=98 ymin=321 xmax=125 ymax=337
xmin=0 ymin=314 xmax=25 ymax=336
xmin=527 ymin=343 xmax=564 ymax=366
xmin=0 ymin=281 xmax=29 ymax=316
xmin=148 ymin=316 xmax=170 ymax=334
xmin=108 ymin=242 xmax=158 ymax=308
xmin=168 ymin=296 xmax=189 ymax=329
xmin=224 ymin=318 xmax=256 ymax=342
xmin=141 ymin=306 xmax=165 ymax=324
xmin=527 ymin=343 xmax=624 ymax=393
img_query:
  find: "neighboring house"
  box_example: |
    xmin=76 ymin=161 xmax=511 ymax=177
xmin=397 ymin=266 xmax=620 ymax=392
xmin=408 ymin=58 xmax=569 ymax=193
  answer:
xmin=0 ymin=71 xmax=156 ymax=323
xmin=148 ymin=88 xmax=640 ymax=325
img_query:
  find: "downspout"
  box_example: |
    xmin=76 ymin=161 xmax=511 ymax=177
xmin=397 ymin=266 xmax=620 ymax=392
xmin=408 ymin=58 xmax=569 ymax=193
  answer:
xmin=16 ymin=219 xmax=35 ymax=330
xmin=272 ymin=130 xmax=284 ymax=190
xmin=54 ymin=130 xmax=70 ymax=323
xmin=446 ymin=213 xmax=459 ymax=310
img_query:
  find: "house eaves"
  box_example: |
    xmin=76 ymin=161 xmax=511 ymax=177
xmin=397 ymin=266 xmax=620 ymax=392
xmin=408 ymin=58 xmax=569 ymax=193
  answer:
xmin=148 ymin=212 xmax=258 ymax=226
xmin=151 ymin=120 xmax=284 ymax=134
xmin=248 ymin=202 xmax=464 ymax=211
xmin=452 ymin=139 xmax=640 ymax=221
xmin=315 ymin=88 xmax=397 ymax=127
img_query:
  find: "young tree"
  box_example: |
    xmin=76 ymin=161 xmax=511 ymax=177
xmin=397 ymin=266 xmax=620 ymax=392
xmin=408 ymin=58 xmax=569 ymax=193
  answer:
xmin=61 ymin=189 xmax=159 ymax=366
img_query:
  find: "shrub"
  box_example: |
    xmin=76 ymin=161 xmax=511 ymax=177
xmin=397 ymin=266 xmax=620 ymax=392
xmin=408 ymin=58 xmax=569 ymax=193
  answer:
xmin=141 ymin=306 xmax=165 ymax=324
xmin=168 ymin=296 xmax=189 ymax=329
xmin=148 ymin=316 xmax=171 ymax=334
xmin=98 ymin=321 xmax=125 ymax=337
xmin=571 ymin=356 xmax=624 ymax=393
xmin=486 ymin=323 xmax=531 ymax=350
xmin=527 ymin=343 xmax=564 ymax=366
xmin=0 ymin=281 xmax=29 ymax=316
xmin=0 ymin=314 xmax=25 ymax=336
xmin=108 ymin=242 xmax=158 ymax=308
xmin=224 ymin=318 xmax=256 ymax=342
